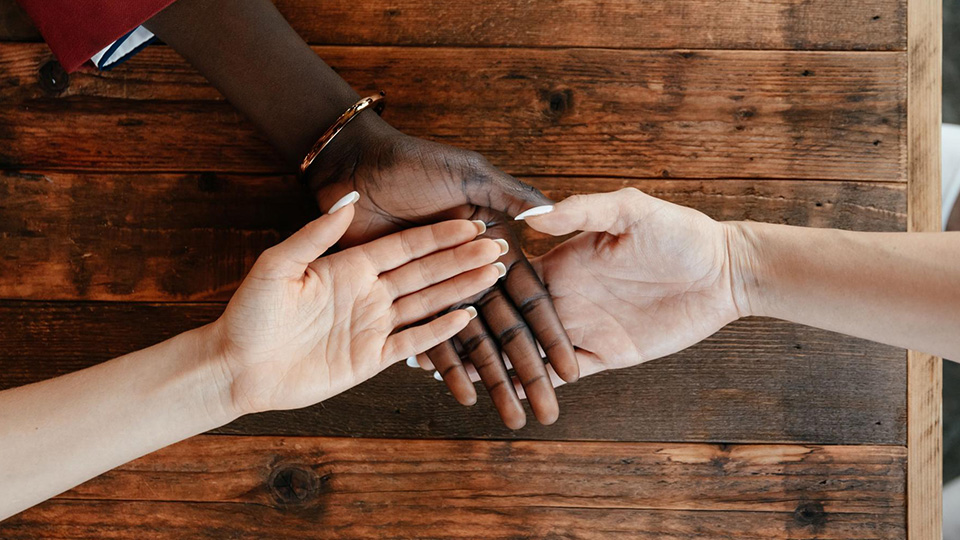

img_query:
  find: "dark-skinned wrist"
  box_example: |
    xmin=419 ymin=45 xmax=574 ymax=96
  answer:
xmin=303 ymin=110 xmax=400 ymax=195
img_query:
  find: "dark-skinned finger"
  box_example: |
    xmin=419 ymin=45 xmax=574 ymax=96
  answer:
xmin=503 ymin=256 xmax=580 ymax=383
xmin=456 ymin=316 xmax=527 ymax=429
xmin=425 ymin=338 xmax=477 ymax=406
xmin=462 ymin=160 xmax=554 ymax=218
xmin=477 ymin=285 xmax=559 ymax=425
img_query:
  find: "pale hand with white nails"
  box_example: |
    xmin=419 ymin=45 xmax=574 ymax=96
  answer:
xmin=0 ymin=191 xmax=504 ymax=520
xmin=422 ymin=188 xmax=740 ymax=390
xmin=523 ymin=188 xmax=741 ymax=381
xmin=215 ymin=191 xmax=504 ymax=415
xmin=439 ymin=187 xmax=960 ymax=397
xmin=520 ymin=187 xmax=960 ymax=390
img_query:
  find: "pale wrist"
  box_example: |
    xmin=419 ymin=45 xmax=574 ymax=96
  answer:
xmin=181 ymin=322 xmax=243 ymax=427
xmin=722 ymin=221 xmax=769 ymax=319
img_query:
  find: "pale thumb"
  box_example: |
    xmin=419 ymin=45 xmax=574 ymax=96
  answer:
xmin=256 ymin=191 xmax=358 ymax=277
xmin=519 ymin=188 xmax=645 ymax=236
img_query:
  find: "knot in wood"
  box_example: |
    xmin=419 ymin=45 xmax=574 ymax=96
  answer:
xmin=543 ymin=88 xmax=574 ymax=120
xmin=38 ymin=61 xmax=69 ymax=95
xmin=793 ymin=500 xmax=827 ymax=527
xmin=268 ymin=465 xmax=321 ymax=505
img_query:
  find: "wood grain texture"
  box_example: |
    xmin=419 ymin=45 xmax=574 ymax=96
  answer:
xmin=0 ymin=0 xmax=40 ymax=42
xmin=907 ymin=351 xmax=941 ymax=540
xmin=2 ymin=502 xmax=908 ymax=540
xmin=0 ymin=436 xmax=909 ymax=538
xmin=0 ymin=171 xmax=906 ymax=301
xmin=0 ymin=0 xmax=907 ymax=50
xmin=906 ymin=0 xmax=943 ymax=537
xmin=0 ymin=171 xmax=316 ymax=301
xmin=272 ymin=0 xmax=907 ymax=51
xmin=0 ymin=44 xmax=906 ymax=181
xmin=0 ymin=301 xmax=907 ymax=443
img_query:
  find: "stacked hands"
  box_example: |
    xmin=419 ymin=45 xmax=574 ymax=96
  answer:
xmin=212 ymin=123 xmax=742 ymax=426
xmin=9 ymin=0 xmax=959 ymax=522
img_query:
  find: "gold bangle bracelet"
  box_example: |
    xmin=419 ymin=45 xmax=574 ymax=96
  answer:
xmin=299 ymin=91 xmax=386 ymax=177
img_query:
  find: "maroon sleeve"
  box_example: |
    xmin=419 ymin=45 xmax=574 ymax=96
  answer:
xmin=15 ymin=0 xmax=177 ymax=72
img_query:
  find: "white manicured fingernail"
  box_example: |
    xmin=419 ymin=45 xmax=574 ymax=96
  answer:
xmin=493 ymin=239 xmax=509 ymax=255
xmin=328 ymin=191 xmax=359 ymax=214
xmin=406 ymin=356 xmax=419 ymax=368
xmin=515 ymin=205 xmax=554 ymax=221
xmin=433 ymin=370 xmax=443 ymax=381
xmin=471 ymin=220 xmax=487 ymax=235
xmin=493 ymin=262 xmax=507 ymax=278
xmin=465 ymin=306 xmax=478 ymax=320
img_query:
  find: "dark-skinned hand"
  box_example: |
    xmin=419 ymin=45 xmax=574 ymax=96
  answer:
xmin=306 ymin=117 xmax=579 ymax=429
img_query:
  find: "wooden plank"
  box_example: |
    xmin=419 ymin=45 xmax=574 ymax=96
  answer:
xmin=0 ymin=171 xmax=906 ymax=301
xmin=0 ymin=44 xmax=906 ymax=181
xmin=0 ymin=302 xmax=907 ymax=444
xmin=0 ymin=0 xmax=906 ymax=50
xmin=272 ymin=0 xmax=907 ymax=51
xmin=3 ymin=502 xmax=907 ymax=539
xmin=905 ymin=0 xmax=943 ymax=537
xmin=0 ymin=436 xmax=908 ymax=538
xmin=0 ymin=0 xmax=40 ymax=42
xmin=0 ymin=171 xmax=316 ymax=301
xmin=907 ymin=352 xmax=941 ymax=539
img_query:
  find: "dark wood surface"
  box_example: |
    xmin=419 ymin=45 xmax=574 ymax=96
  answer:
xmin=0 ymin=436 xmax=908 ymax=539
xmin=0 ymin=171 xmax=905 ymax=301
xmin=1 ymin=44 xmax=905 ymax=181
xmin=272 ymin=0 xmax=907 ymax=51
xmin=0 ymin=302 xmax=906 ymax=444
xmin=0 ymin=0 xmax=907 ymax=50
xmin=0 ymin=0 xmax=915 ymax=536
xmin=0 ymin=0 xmax=38 ymax=42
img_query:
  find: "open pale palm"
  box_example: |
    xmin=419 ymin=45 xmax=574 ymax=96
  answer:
xmin=529 ymin=188 xmax=743 ymax=377
xmin=215 ymin=198 xmax=503 ymax=416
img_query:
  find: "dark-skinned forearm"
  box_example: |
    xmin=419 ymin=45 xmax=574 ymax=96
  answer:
xmin=145 ymin=0 xmax=390 ymax=167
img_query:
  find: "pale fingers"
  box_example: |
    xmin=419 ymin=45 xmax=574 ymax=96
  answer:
xmin=382 ymin=309 xmax=476 ymax=364
xmin=361 ymin=220 xmax=486 ymax=273
xmin=393 ymin=264 xmax=503 ymax=327
xmin=380 ymin=238 xmax=504 ymax=299
xmin=523 ymin=188 xmax=648 ymax=237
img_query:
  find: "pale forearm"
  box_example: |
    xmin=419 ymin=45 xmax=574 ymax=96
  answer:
xmin=0 ymin=325 xmax=236 ymax=521
xmin=731 ymin=222 xmax=960 ymax=359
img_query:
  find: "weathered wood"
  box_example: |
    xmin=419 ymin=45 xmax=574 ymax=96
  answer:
xmin=905 ymin=0 xmax=943 ymax=537
xmin=0 ymin=0 xmax=906 ymax=51
xmin=0 ymin=301 xmax=907 ymax=443
xmin=3 ymin=501 xmax=907 ymax=539
xmin=0 ymin=171 xmax=316 ymax=301
xmin=273 ymin=0 xmax=907 ymax=51
xmin=63 ymin=437 xmax=910 ymax=512
xmin=0 ymin=44 xmax=906 ymax=181
xmin=0 ymin=436 xmax=907 ymax=538
xmin=0 ymin=0 xmax=40 ymax=42
xmin=0 ymin=171 xmax=906 ymax=301
xmin=907 ymin=352 xmax=941 ymax=539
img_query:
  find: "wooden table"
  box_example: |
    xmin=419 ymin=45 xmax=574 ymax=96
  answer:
xmin=0 ymin=0 xmax=942 ymax=537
